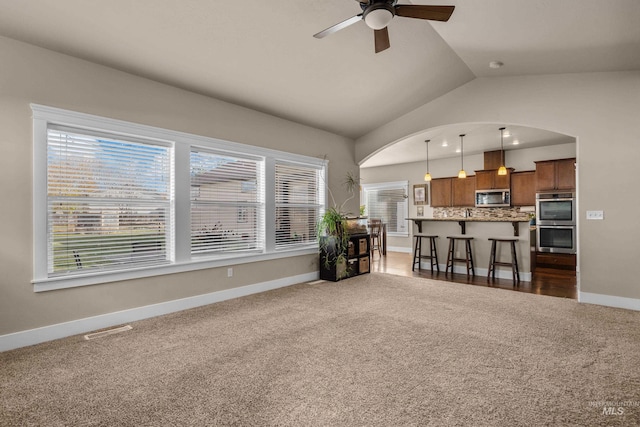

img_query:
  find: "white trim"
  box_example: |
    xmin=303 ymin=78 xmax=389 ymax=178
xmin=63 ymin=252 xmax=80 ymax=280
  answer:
xmin=31 ymin=104 xmax=327 ymax=291
xmin=388 ymin=246 xmax=412 ymax=253
xmin=31 ymin=104 xmax=327 ymax=167
xmin=579 ymin=292 xmax=640 ymax=312
xmin=33 ymin=247 xmax=318 ymax=291
xmin=2 ymin=272 xmax=318 ymax=352
xmin=417 ymin=263 xmax=532 ymax=282
xmin=361 ymin=180 xmax=410 ymax=238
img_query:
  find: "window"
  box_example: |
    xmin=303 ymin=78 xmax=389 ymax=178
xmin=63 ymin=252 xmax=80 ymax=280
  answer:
xmin=275 ymin=162 xmax=324 ymax=249
xmin=190 ymin=149 xmax=264 ymax=254
xmin=46 ymin=126 xmax=173 ymax=276
xmin=362 ymin=181 xmax=409 ymax=237
xmin=32 ymin=104 xmax=326 ymax=291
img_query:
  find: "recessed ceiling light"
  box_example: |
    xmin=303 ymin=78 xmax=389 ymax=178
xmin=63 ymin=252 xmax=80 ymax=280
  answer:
xmin=503 ymin=130 xmax=511 ymax=137
xmin=489 ymin=61 xmax=504 ymax=69
xmin=442 ymin=141 xmax=448 ymax=147
xmin=455 ymin=148 xmax=461 ymax=153
xmin=512 ymin=139 xmax=520 ymax=145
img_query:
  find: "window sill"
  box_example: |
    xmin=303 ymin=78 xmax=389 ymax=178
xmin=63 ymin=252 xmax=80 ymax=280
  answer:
xmin=32 ymin=246 xmax=319 ymax=292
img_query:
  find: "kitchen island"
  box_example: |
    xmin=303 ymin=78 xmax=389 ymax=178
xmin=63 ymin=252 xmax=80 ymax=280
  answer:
xmin=406 ymin=217 xmax=533 ymax=280
xmin=407 ymin=217 xmax=530 ymax=236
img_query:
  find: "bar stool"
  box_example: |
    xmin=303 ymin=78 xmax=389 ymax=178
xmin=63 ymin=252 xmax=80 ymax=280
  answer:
xmin=445 ymin=236 xmax=475 ymax=277
xmin=487 ymin=237 xmax=520 ymax=283
xmin=368 ymin=219 xmax=383 ymax=257
xmin=412 ymin=234 xmax=439 ymax=272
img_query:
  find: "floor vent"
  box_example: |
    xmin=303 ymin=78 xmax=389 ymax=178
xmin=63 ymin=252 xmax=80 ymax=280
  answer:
xmin=84 ymin=325 xmax=132 ymax=340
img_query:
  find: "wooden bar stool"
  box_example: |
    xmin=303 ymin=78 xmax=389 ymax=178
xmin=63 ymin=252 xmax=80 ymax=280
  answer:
xmin=487 ymin=237 xmax=520 ymax=283
xmin=412 ymin=234 xmax=439 ymax=272
xmin=368 ymin=219 xmax=383 ymax=257
xmin=445 ymin=236 xmax=475 ymax=277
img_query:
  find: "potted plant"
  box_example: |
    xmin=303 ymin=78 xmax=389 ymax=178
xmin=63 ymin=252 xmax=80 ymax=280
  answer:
xmin=318 ymin=171 xmax=359 ymax=280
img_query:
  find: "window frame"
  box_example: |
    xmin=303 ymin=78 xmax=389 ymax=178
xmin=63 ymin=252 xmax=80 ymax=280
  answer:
xmin=32 ymin=104 xmax=326 ymax=292
xmin=361 ymin=181 xmax=410 ymax=238
xmin=274 ymin=160 xmax=325 ymax=251
xmin=189 ymin=147 xmax=266 ymax=256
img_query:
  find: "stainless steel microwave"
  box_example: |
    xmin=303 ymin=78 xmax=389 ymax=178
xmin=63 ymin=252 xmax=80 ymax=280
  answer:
xmin=475 ymin=189 xmax=510 ymax=207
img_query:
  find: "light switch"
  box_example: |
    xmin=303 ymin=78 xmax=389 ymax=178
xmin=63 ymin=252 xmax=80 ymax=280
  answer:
xmin=586 ymin=210 xmax=604 ymax=220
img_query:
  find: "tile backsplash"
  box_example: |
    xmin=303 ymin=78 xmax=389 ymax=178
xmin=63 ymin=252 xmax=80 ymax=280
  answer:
xmin=433 ymin=207 xmax=530 ymax=220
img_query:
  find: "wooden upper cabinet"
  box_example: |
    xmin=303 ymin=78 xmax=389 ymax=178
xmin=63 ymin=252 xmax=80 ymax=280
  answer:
xmin=430 ymin=178 xmax=452 ymax=207
xmin=555 ymin=158 xmax=576 ymax=190
xmin=483 ymin=150 xmax=503 ymax=170
xmin=475 ymin=169 xmax=512 ymax=190
xmin=452 ymin=175 xmax=476 ymax=207
xmin=511 ymin=171 xmax=536 ymax=206
xmin=535 ymin=158 xmax=576 ymax=191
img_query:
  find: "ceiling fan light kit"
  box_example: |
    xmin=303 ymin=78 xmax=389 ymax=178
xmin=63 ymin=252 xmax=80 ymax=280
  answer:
xmin=313 ymin=1 xmax=455 ymax=53
xmin=363 ymin=3 xmax=395 ymax=30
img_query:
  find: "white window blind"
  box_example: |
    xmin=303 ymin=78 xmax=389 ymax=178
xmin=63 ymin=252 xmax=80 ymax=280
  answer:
xmin=47 ymin=127 xmax=174 ymax=276
xmin=190 ymin=149 xmax=264 ymax=254
xmin=275 ymin=162 xmax=323 ymax=249
xmin=362 ymin=182 xmax=409 ymax=236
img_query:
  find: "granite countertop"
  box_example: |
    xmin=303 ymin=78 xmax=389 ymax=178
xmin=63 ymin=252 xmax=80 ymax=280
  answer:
xmin=407 ymin=217 xmax=530 ymax=222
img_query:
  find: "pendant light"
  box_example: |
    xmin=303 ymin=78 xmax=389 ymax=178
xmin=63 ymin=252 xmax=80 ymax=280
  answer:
xmin=498 ymin=127 xmax=507 ymax=176
xmin=423 ymin=139 xmax=432 ymax=182
xmin=458 ymin=134 xmax=466 ymax=179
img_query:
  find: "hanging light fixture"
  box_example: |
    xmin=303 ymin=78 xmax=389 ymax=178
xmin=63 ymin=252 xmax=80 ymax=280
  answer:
xmin=498 ymin=127 xmax=507 ymax=176
xmin=423 ymin=139 xmax=432 ymax=182
xmin=458 ymin=134 xmax=466 ymax=179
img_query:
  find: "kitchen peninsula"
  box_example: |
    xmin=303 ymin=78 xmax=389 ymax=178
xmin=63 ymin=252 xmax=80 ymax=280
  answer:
xmin=407 ymin=214 xmax=533 ymax=281
xmin=407 ymin=216 xmax=530 ymax=236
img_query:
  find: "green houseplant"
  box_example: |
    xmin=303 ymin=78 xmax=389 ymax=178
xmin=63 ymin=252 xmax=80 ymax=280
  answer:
xmin=318 ymin=171 xmax=359 ymax=279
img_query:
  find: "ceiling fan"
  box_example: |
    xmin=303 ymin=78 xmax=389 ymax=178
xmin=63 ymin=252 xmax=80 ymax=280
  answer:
xmin=313 ymin=0 xmax=455 ymax=53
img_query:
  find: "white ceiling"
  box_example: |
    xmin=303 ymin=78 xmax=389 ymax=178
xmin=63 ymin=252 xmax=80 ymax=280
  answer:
xmin=0 ymin=0 xmax=638 ymax=164
xmin=360 ymin=124 xmax=574 ymax=168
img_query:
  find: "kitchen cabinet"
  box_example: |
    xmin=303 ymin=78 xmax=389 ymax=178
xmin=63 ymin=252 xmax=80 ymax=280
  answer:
xmin=475 ymin=169 xmax=512 ymax=190
xmin=430 ymin=178 xmax=452 ymax=207
xmin=320 ymin=233 xmax=370 ymax=281
xmin=511 ymin=171 xmax=536 ymax=206
xmin=535 ymin=252 xmax=576 ymax=271
xmin=483 ymin=150 xmax=503 ymax=170
xmin=432 ymin=176 xmax=476 ymax=207
xmin=452 ymin=175 xmax=476 ymax=207
xmin=535 ymin=158 xmax=576 ymax=191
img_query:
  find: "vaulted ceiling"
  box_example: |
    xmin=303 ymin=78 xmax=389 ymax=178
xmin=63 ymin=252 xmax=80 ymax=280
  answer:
xmin=1 ymin=0 xmax=639 ymax=162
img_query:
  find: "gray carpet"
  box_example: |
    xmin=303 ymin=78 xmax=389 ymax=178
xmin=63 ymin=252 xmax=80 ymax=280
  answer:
xmin=2 ymin=273 xmax=640 ymax=426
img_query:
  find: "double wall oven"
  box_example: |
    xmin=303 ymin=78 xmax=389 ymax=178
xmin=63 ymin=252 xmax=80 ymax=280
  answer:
xmin=536 ymin=192 xmax=576 ymax=254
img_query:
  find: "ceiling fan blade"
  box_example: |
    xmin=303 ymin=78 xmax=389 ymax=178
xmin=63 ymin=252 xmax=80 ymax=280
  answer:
xmin=313 ymin=14 xmax=363 ymax=39
xmin=395 ymin=5 xmax=455 ymax=22
xmin=374 ymin=27 xmax=390 ymax=53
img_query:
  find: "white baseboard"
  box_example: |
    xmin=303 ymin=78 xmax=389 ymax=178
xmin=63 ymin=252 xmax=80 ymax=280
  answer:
xmin=0 ymin=272 xmax=318 ymax=352
xmin=579 ymin=292 xmax=640 ymax=311
xmin=419 ymin=262 xmax=532 ymax=282
xmin=387 ymin=246 xmax=412 ymax=253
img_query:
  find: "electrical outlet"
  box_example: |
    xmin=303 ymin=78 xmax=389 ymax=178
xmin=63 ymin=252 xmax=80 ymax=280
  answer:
xmin=227 ymin=267 xmax=233 ymax=277
xmin=586 ymin=210 xmax=604 ymax=220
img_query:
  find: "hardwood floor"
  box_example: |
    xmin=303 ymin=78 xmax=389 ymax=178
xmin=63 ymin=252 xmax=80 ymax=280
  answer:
xmin=370 ymin=251 xmax=577 ymax=299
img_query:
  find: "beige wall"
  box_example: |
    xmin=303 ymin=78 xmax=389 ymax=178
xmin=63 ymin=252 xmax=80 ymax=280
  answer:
xmin=356 ymin=72 xmax=640 ymax=302
xmin=0 ymin=36 xmax=358 ymax=336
